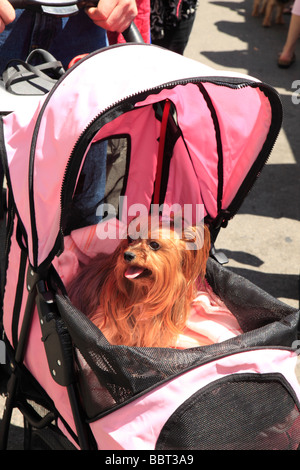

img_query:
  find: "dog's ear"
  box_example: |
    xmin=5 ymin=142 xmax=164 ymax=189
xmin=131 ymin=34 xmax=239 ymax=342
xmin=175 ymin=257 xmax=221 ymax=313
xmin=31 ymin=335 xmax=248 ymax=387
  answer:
xmin=181 ymin=224 xmax=211 ymax=281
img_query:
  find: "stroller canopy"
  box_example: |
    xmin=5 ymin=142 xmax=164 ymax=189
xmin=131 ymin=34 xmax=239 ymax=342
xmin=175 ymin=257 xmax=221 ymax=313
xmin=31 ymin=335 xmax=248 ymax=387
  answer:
xmin=1 ymin=43 xmax=282 ymax=271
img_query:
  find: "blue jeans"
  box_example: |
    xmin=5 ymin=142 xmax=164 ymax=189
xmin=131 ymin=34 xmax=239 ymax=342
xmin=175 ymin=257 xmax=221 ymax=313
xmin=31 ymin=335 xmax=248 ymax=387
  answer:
xmin=151 ymin=12 xmax=196 ymax=55
xmin=70 ymin=140 xmax=108 ymax=231
xmin=0 ymin=9 xmax=108 ymax=230
xmin=0 ymin=9 xmax=107 ymax=73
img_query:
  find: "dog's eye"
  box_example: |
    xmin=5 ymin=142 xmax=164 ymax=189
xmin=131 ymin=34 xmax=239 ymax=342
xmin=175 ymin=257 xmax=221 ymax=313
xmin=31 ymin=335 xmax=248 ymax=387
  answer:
xmin=149 ymin=241 xmax=160 ymax=251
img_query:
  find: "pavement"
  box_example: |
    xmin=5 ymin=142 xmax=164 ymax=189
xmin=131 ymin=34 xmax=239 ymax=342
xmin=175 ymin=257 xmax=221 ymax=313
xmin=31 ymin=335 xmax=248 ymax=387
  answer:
xmin=0 ymin=0 xmax=300 ymax=450
xmin=185 ymin=0 xmax=300 ymax=310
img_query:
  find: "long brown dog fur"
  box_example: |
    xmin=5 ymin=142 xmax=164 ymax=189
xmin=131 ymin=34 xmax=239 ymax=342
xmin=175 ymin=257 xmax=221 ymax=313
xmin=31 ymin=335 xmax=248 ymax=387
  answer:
xmin=67 ymin=217 xmax=211 ymax=348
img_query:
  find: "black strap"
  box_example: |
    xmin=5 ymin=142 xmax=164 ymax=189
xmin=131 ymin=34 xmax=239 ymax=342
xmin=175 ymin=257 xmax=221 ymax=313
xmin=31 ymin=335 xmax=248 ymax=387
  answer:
xmin=11 ymin=222 xmax=29 ymax=350
xmin=2 ymin=49 xmax=65 ymax=96
xmin=11 ymin=248 xmax=27 ymax=350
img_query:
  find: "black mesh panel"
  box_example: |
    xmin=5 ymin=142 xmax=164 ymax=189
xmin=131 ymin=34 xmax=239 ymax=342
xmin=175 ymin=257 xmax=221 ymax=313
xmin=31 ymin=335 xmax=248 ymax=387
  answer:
xmin=156 ymin=374 xmax=300 ymax=450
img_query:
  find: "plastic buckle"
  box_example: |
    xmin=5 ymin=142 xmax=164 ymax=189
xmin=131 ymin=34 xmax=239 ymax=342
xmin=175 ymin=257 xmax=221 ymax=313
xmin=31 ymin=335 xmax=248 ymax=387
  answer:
xmin=210 ymin=245 xmax=229 ymax=265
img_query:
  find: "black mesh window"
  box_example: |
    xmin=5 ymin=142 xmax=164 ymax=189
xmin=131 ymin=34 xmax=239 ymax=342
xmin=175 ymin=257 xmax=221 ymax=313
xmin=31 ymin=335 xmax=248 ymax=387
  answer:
xmin=65 ymin=135 xmax=130 ymax=233
xmin=100 ymin=136 xmax=130 ymax=215
xmin=156 ymin=373 xmax=300 ymax=450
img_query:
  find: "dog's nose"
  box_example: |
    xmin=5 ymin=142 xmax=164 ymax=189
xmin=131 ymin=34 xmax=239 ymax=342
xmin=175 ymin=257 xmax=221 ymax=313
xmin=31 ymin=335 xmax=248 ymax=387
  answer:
xmin=124 ymin=251 xmax=136 ymax=262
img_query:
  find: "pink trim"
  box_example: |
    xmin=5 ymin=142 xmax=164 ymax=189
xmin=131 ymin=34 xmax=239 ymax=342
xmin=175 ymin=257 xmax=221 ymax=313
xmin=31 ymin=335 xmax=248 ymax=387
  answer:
xmin=176 ymin=0 xmax=182 ymax=17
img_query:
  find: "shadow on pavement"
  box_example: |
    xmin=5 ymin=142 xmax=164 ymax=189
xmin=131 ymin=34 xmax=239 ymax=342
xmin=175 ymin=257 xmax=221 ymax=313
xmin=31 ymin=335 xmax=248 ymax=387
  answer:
xmin=197 ymin=0 xmax=300 ymax=306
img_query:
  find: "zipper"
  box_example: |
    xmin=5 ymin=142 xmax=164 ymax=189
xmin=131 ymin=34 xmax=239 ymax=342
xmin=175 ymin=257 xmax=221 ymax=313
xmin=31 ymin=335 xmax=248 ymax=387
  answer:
xmin=27 ymin=51 xmax=282 ymax=269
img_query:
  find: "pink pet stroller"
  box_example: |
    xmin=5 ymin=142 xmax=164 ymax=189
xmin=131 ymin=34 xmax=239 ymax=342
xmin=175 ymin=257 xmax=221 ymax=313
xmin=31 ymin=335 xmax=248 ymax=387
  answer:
xmin=1 ymin=4 xmax=300 ymax=450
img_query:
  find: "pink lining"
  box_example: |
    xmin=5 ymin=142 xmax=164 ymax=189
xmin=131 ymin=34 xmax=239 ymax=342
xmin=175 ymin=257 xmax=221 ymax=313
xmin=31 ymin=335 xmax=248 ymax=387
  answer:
xmin=203 ymin=83 xmax=272 ymax=208
xmin=176 ymin=282 xmax=243 ymax=348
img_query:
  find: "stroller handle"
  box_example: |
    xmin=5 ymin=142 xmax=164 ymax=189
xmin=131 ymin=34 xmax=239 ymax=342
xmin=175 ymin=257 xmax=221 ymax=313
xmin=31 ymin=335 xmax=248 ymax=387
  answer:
xmin=8 ymin=0 xmax=144 ymax=43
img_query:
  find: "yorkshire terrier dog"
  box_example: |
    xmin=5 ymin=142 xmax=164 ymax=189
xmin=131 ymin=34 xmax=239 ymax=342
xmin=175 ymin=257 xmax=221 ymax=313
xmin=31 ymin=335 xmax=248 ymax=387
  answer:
xmin=68 ymin=216 xmax=211 ymax=348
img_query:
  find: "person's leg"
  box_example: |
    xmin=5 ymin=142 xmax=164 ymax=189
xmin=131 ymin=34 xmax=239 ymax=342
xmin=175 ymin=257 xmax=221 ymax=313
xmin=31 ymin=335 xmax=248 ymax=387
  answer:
xmin=152 ymin=11 xmax=196 ymax=54
xmin=0 ymin=9 xmax=107 ymax=74
xmin=278 ymin=13 xmax=300 ymax=64
xmin=0 ymin=10 xmax=35 ymax=75
xmin=48 ymin=10 xmax=107 ymax=69
xmin=278 ymin=0 xmax=300 ymax=66
xmin=69 ymin=140 xmax=108 ymax=231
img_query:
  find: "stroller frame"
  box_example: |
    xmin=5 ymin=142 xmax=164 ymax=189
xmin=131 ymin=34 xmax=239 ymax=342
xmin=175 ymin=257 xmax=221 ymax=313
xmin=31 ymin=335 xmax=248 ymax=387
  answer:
xmin=1 ymin=10 xmax=300 ymax=448
xmin=0 ymin=264 xmax=95 ymax=449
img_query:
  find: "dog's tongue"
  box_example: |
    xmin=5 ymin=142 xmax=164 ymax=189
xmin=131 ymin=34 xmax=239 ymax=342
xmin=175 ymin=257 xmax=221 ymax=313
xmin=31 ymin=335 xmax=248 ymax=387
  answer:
xmin=124 ymin=266 xmax=144 ymax=279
